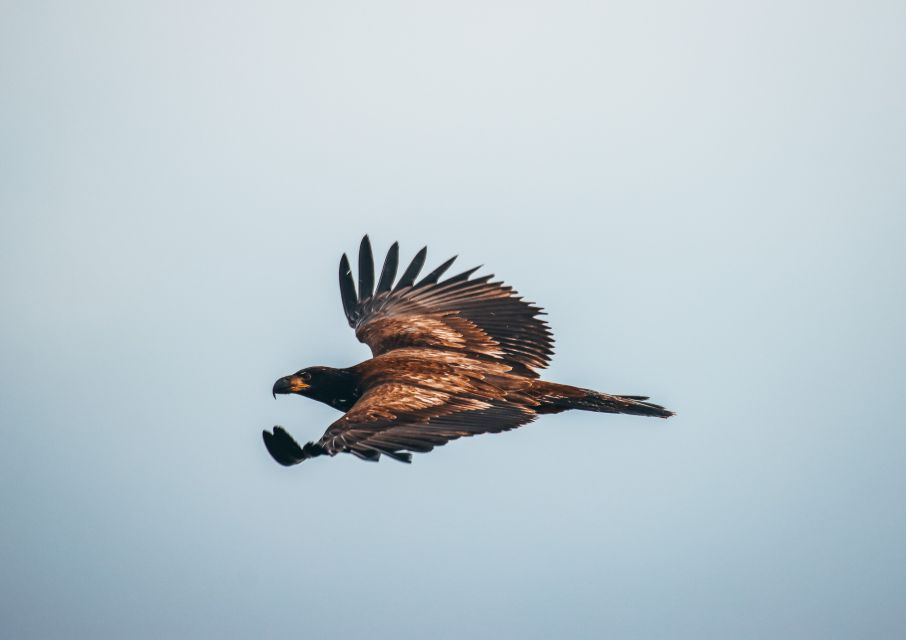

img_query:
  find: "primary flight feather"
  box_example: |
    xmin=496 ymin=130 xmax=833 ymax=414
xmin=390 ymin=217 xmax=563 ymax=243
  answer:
xmin=263 ymin=236 xmax=673 ymax=466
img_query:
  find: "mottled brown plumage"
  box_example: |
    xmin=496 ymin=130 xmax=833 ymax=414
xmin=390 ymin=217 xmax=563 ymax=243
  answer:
xmin=263 ymin=236 xmax=672 ymax=466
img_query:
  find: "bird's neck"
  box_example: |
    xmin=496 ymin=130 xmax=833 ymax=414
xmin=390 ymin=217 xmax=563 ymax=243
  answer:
xmin=311 ymin=367 xmax=361 ymax=412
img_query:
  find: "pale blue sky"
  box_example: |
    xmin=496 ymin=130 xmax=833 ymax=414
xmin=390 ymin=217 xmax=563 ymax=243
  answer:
xmin=2 ymin=1 xmax=905 ymax=638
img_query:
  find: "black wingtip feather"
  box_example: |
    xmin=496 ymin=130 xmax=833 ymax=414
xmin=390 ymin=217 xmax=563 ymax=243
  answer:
xmin=358 ymin=235 xmax=375 ymax=302
xmin=376 ymin=242 xmax=399 ymax=293
xmin=393 ymin=247 xmax=428 ymax=291
xmin=339 ymin=253 xmax=357 ymax=326
xmin=350 ymin=448 xmax=381 ymax=462
xmin=383 ymin=450 xmax=413 ymax=463
xmin=395 ymin=246 xmax=428 ymax=290
xmin=416 ymin=255 xmax=457 ymax=287
xmin=442 ymin=265 xmax=482 ymax=285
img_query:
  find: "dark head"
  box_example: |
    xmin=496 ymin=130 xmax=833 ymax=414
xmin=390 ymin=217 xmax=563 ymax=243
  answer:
xmin=272 ymin=366 xmax=360 ymax=411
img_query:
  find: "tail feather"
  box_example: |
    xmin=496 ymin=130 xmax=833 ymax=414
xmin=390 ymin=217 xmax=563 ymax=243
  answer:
xmin=563 ymin=393 xmax=674 ymax=418
xmin=536 ymin=382 xmax=674 ymax=418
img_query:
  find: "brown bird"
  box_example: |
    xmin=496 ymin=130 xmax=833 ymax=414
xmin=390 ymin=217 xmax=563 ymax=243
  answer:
xmin=264 ymin=236 xmax=673 ymax=466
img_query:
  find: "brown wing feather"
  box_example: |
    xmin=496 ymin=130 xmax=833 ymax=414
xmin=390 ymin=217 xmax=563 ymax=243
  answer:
xmin=317 ymin=383 xmax=537 ymax=460
xmin=316 ymin=350 xmax=538 ymax=459
xmin=341 ymin=237 xmax=554 ymax=376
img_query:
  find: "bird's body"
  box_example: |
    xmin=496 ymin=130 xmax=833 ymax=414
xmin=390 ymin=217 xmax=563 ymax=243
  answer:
xmin=264 ymin=236 xmax=672 ymax=466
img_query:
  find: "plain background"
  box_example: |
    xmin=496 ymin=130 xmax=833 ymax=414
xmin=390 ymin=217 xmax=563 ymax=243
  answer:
xmin=2 ymin=1 xmax=904 ymax=638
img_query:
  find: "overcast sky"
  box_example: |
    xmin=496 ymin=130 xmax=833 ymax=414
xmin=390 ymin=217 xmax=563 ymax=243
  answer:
xmin=2 ymin=1 xmax=904 ymax=638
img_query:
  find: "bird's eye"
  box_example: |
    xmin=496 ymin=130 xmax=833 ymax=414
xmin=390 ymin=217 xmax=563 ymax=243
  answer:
xmin=300 ymin=371 xmax=312 ymax=382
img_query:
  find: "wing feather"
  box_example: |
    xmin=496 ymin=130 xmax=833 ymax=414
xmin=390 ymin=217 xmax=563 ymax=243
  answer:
xmin=357 ymin=235 xmax=374 ymax=302
xmin=317 ymin=381 xmax=537 ymax=460
xmin=394 ymin=246 xmax=428 ymax=290
xmin=339 ymin=237 xmax=554 ymax=375
xmin=339 ymin=254 xmax=358 ymax=326
xmin=376 ymin=241 xmax=399 ymax=293
xmin=415 ymin=255 xmax=457 ymax=287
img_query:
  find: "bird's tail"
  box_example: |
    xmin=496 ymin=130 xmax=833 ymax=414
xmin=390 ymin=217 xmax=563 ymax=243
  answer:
xmin=535 ymin=381 xmax=674 ymax=418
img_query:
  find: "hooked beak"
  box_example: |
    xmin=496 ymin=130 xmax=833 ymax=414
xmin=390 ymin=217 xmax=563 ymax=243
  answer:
xmin=272 ymin=375 xmax=309 ymax=398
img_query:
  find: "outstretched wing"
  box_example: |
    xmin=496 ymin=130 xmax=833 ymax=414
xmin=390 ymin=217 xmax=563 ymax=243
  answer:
xmin=339 ymin=236 xmax=554 ymax=376
xmin=262 ymin=383 xmax=537 ymax=467
xmin=319 ymin=381 xmax=537 ymax=462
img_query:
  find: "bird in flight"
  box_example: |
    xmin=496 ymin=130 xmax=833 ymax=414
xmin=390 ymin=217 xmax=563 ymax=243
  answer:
xmin=264 ymin=236 xmax=672 ymax=466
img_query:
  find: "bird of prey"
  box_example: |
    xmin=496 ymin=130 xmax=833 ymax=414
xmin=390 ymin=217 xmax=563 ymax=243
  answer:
xmin=264 ymin=236 xmax=672 ymax=466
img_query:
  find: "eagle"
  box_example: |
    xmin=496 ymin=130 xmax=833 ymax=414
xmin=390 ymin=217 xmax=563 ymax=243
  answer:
xmin=263 ymin=236 xmax=673 ymax=466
